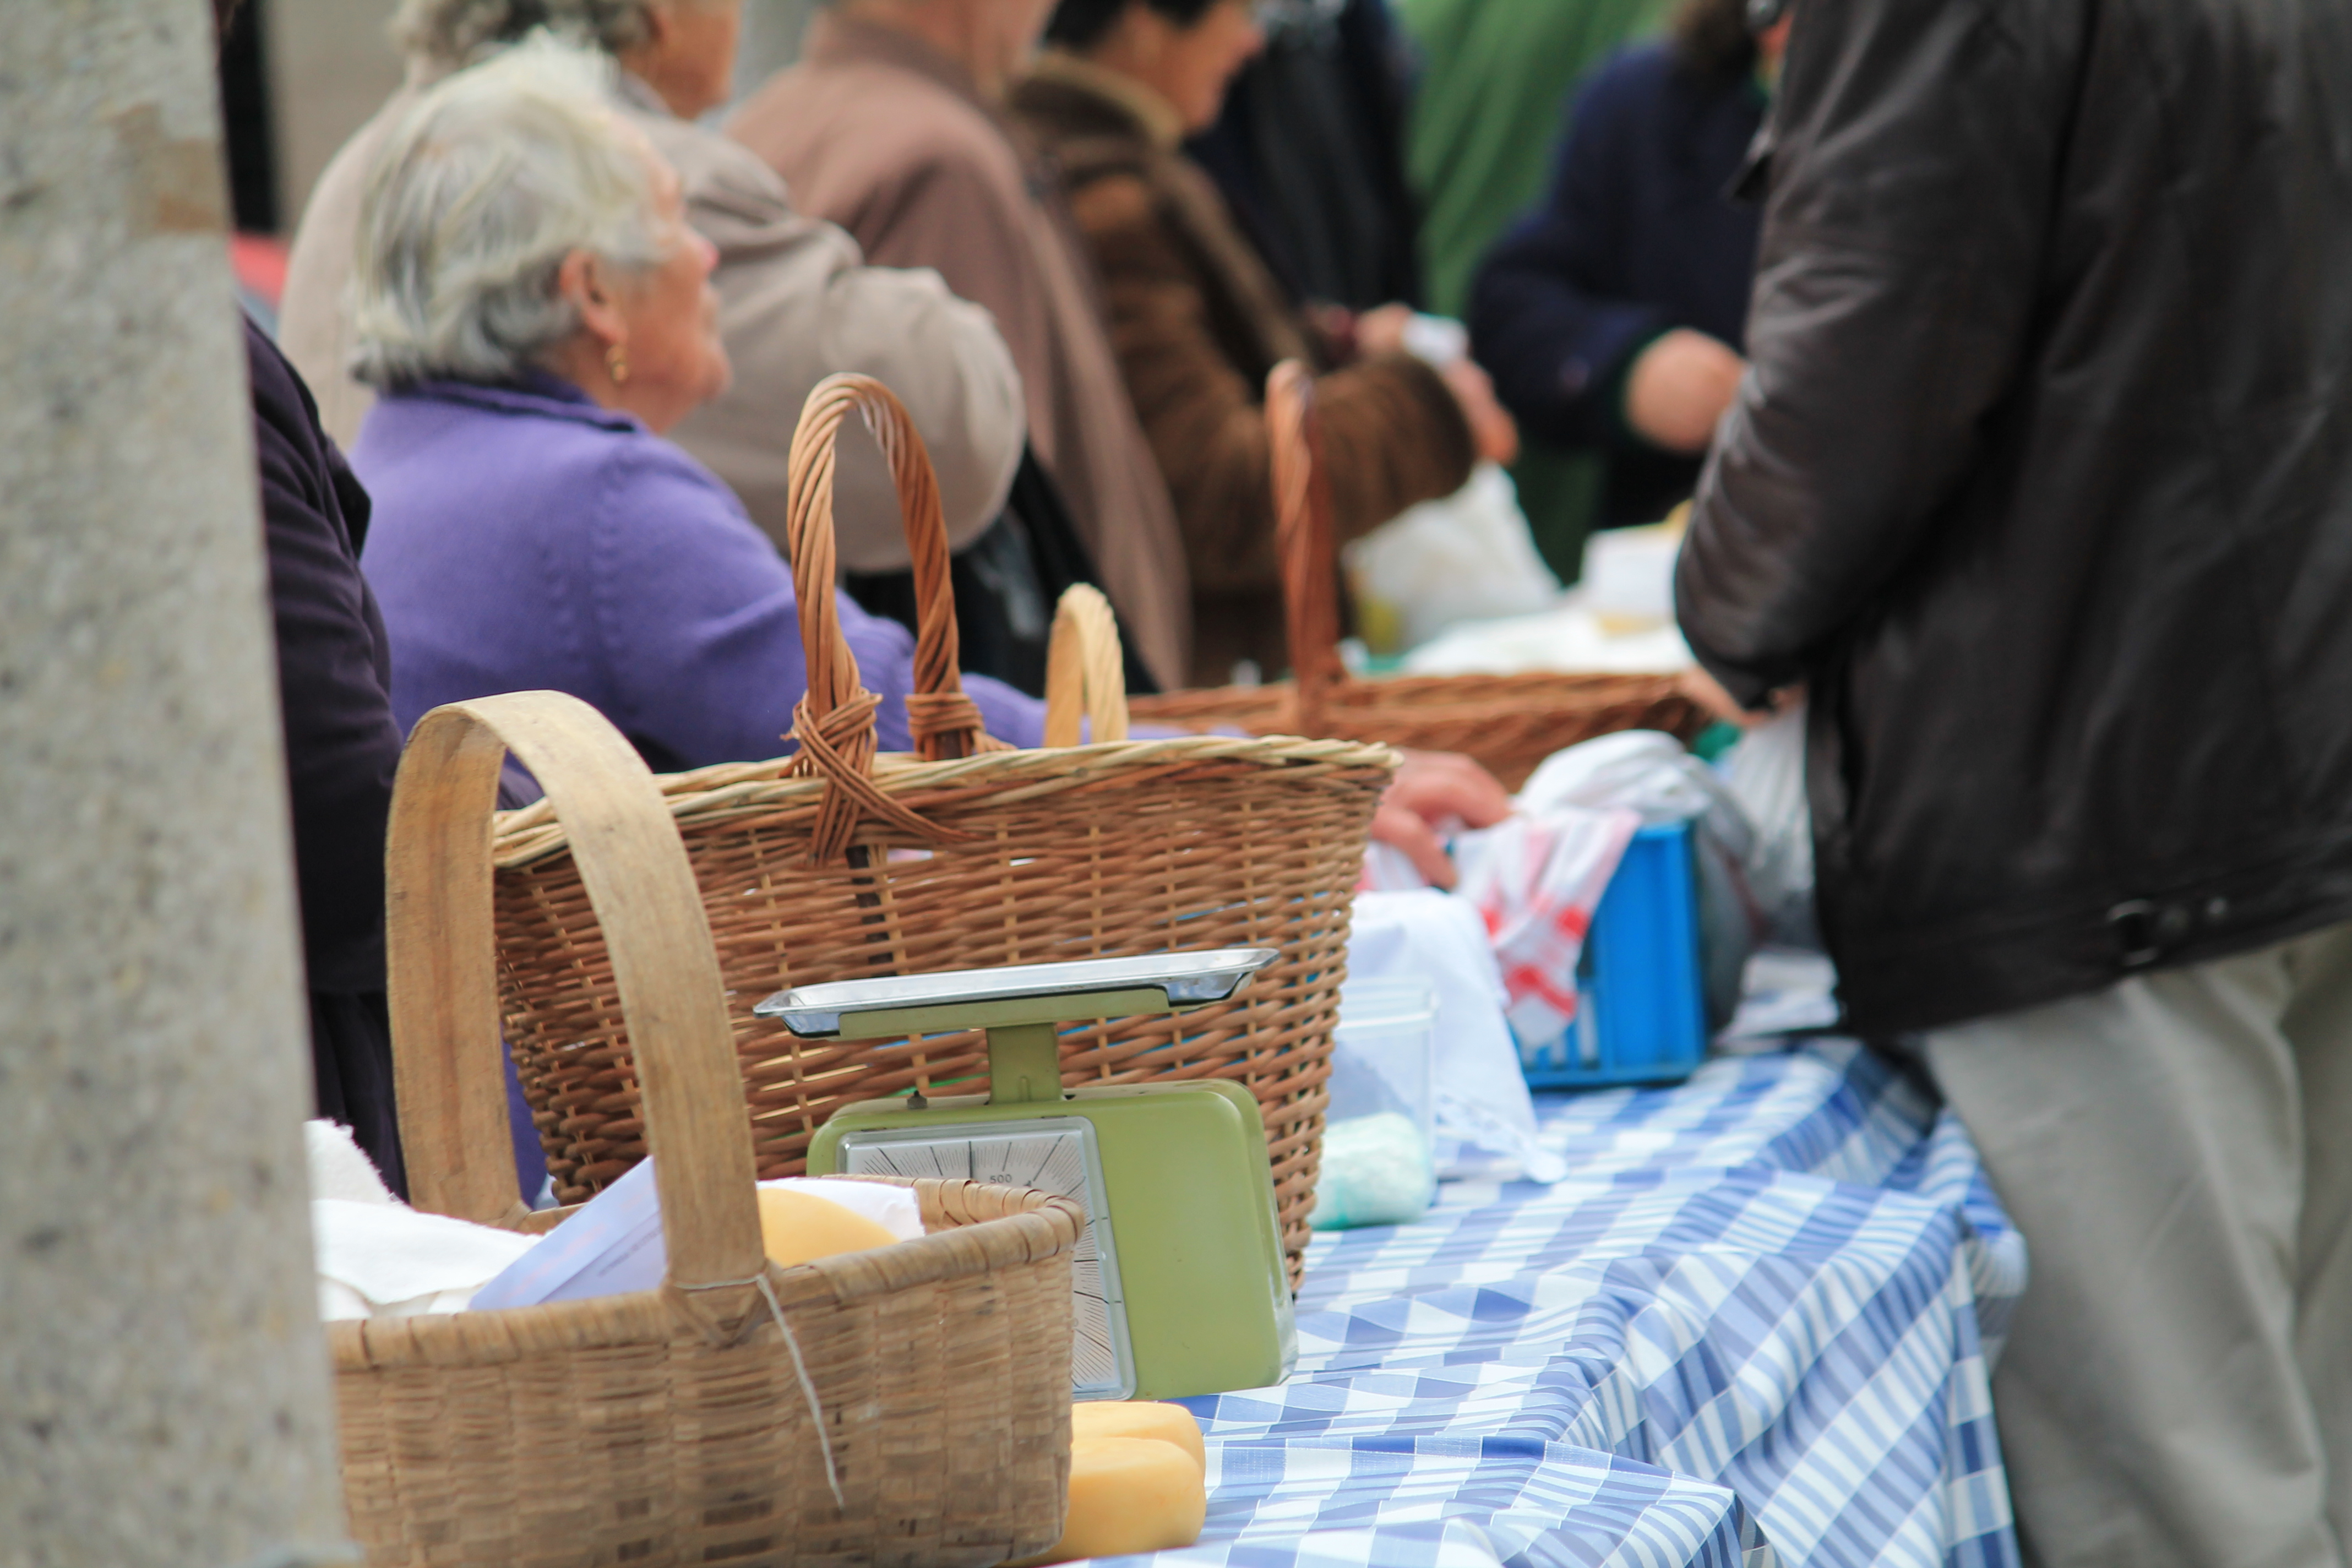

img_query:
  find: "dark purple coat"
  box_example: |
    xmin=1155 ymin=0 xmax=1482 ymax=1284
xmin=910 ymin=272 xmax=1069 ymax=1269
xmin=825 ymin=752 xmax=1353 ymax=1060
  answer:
xmin=247 ymin=313 xmax=407 ymax=1192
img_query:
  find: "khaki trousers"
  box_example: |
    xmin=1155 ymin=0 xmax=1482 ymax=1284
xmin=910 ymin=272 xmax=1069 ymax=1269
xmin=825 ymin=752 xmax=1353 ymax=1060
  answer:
xmin=1925 ymin=921 xmax=2352 ymax=1568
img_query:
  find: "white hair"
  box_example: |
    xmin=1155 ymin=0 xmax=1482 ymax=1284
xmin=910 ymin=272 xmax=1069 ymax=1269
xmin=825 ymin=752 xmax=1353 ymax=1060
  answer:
xmin=349 ymin=35 xmax=668 ymax=390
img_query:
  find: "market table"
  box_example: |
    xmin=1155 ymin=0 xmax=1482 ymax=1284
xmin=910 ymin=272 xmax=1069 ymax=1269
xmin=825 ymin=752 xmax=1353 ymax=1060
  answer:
xmin=1120 ymin=1038 xmax=2027 ymax=1568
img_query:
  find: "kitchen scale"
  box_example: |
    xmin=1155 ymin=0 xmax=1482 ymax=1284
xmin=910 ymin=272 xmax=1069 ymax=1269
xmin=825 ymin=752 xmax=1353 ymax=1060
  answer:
xmin=758 ymin=949 xmax=1297 ymax=1401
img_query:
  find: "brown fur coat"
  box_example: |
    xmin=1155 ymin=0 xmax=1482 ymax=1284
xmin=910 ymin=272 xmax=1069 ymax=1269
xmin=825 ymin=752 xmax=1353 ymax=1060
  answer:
xmin=1014 ymin=58 xmax=1474 ymax=684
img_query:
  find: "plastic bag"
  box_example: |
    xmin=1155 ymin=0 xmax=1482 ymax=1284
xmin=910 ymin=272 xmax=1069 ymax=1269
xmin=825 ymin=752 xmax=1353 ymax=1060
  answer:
xmin=1717 ymin=703 xmax=1817 ymax=948
xmin=1343 ymin=464 xmax=1561 ymax=653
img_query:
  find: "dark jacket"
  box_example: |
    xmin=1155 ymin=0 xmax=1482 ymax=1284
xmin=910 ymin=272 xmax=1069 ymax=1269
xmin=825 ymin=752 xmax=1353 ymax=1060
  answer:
xmin=847 ymin=443 xmax=1166 ymax=698
xmin=1014 ymin=59 xmax=1475 ymax=685
xmin=1185 ymin=0 xmax=1424 ymax=312
xmin=1675 ymin=0 xmax=2352 ymax=1034
xmin=247 ymin=314 xmax=407 ymax=1191
xmin=1469 ymin=43 xmax=1761 ymax=530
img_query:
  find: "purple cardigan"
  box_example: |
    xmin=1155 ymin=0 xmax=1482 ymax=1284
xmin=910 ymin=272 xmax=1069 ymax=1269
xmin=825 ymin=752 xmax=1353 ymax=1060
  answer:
xmin=352 ymin=377 xmax=1044 ymax=771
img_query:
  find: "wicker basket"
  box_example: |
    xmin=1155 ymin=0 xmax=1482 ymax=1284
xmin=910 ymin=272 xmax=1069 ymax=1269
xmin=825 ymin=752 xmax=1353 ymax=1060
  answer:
xmin=487 ymin=375 xmax=1392 ymax=1286
xmin=1042 ymin=584 xmax=1131 ymax=747
xmin=340 ymin=688 xmax=1084 ymax=1567
xmin=1129 ymin=362 xmax=1709 ymax=790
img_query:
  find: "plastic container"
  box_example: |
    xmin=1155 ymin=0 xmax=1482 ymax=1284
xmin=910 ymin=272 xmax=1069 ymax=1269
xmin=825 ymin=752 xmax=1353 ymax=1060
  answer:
xmin=1330 ymin=979 xmax=1437 ymax=1147
xmin=1313 ymin=979 xmax=1438 ymax=1228
xmin=1518 ymin=821 xmax=1708 ymax=1091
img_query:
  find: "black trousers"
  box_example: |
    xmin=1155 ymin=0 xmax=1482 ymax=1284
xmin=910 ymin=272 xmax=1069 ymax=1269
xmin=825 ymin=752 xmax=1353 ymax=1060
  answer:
xmin=311 ymin=988 xmax=406 ymax=1199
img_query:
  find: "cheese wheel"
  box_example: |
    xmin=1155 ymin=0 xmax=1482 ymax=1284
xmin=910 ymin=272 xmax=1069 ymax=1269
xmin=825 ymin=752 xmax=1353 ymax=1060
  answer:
xmin=1069 ymin=1401 xmax=1206 ymax=1475
xmin=1009 ymin=1436 xmax=1207 ymax=1566
xmin=754 ymin=1186 xmax=900 ymax=1268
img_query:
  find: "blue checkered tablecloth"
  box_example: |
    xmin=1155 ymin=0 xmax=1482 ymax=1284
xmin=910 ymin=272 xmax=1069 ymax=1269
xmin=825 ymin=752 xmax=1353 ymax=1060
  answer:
xmin=1107 ymin=1038 xmax=2027 ymax=1568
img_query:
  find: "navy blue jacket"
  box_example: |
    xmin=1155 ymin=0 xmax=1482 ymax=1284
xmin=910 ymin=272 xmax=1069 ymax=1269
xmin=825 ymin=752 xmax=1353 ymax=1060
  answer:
xmin=1468 ymin=44 xmax=1761 ymax=529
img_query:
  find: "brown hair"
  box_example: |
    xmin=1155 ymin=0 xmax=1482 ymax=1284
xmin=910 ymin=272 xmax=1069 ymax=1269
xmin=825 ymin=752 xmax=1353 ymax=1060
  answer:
xmin=1045 ymin=0 xmax=1223 ymax=51
xmin=1668 ymin=0 xmax=1756 ymax=82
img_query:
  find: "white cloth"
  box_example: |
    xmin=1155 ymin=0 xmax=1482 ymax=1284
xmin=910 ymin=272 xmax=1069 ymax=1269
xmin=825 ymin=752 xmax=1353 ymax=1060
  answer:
xmin=1347 ymin=889 xmax=1567 ymax=1182
xmin=311 ymin=1199 xmax=542 ymax=1322
xmin=304 ymin=1117 xmax=398 ymax=1206
xmin=307 ymin=1115 xmax=543 ymax=1322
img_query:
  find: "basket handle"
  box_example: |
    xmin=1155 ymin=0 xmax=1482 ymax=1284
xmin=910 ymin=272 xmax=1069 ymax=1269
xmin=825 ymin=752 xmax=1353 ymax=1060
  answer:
xmin=1041 ymin=584 xmax=1130 ymax=747
xmin=783 ymin=374 xmax=1006 ymax=862
xmin=1269 ymin=361 xmax=1347 ymax=737
xmin=385 ymin=690 xmax=769 ymax=1307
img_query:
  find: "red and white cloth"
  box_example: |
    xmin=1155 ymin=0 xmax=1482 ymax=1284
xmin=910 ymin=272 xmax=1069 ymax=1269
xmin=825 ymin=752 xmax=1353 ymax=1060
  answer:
xmin=1355 ymin=731 xmax=1731 ymax=1048
xmin=1451 ymin=806 xmax=1642 ymax=1048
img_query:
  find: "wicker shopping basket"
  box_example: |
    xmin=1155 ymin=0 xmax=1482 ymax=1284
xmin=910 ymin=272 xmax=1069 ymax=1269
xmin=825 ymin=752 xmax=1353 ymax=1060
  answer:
xmin=1129 ymin=362 xmax=1709 ymax=789
xmin=487 ymin=375 xmax=1392 ymax=1286
xmin=336 ymin=688 xmax=1084 ymax=1567
xmin=1042 ymin=583 xmax=1131 ymax=747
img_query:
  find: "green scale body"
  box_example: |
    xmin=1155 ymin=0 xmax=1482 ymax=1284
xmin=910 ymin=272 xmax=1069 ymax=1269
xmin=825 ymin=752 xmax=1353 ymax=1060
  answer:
xmin=769 ymin=957 xmax=1298 ymax=1401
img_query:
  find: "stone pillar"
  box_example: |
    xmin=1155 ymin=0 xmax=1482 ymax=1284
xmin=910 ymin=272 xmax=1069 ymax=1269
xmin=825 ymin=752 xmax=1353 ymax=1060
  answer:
xmin=0 ymin=3 xmax=354 ymax=1565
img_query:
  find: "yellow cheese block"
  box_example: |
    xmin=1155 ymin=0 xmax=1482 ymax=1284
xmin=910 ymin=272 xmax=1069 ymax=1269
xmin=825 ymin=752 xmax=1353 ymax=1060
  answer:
xmin=755 ymin=1186 xmax=900 ymax=1268
xmin=1069 ymin=1401 xmax=1206 ymax=1475
xmin=1009 ymin=1436 xmax=1206 ymax=1566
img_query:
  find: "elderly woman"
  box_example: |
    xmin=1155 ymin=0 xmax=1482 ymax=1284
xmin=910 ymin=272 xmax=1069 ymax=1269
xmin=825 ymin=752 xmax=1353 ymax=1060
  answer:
xmin=281 ymin=0 xmax=1023 ymax=586
xmin=1008 ymin=0 xmax=1518 ymax=685
xmin=350 ymin=40 xmax=1048 ymax=769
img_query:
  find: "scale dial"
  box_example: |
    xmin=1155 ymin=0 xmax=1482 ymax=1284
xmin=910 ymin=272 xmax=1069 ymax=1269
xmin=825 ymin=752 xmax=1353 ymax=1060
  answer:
xmin=835 ymin=1119 xmax=1136 ymax=1400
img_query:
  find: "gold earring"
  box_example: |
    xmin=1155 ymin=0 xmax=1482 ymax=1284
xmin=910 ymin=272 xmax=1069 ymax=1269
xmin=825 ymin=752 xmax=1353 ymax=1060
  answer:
xmin=606 ymin=344 xmax=630 ymax=385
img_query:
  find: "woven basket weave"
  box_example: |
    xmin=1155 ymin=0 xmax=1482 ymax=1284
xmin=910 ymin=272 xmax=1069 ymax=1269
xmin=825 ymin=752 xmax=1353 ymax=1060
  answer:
xmin=337 ymin=689 xmax=1083 ymax=1567
xmin=488 ymin=375 xmax=1392 ymax=1286
xmin=1130 ymin=362 xmax=1709 ymax=789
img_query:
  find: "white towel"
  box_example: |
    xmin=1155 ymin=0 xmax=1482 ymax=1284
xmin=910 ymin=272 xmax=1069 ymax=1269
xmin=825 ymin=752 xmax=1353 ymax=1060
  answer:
xmin=305 ymin=1116 xmax=542 ymax=1321
xmin=312 ymin=1198 xmax=542 ymax=1321
xmin=304 ymin=1118 xmax=397 ymax=1205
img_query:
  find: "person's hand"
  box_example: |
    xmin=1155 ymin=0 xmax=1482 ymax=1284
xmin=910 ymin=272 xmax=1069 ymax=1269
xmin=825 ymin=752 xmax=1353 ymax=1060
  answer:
xmin=1368 ymin=749 xmax=1513 ymax=890
xmin=1625 ymin=329 xmax=1745 ymax=454
xmin=1440 ymin=357 xmax=1520 ymax=466
xmin=1352 ymin=302 xmax=1417 ymax=359
xmin=1679 ymin=666 xmax=1751 ymax=726
xmin=1678 ymin=666 xmax=1804 ymax=728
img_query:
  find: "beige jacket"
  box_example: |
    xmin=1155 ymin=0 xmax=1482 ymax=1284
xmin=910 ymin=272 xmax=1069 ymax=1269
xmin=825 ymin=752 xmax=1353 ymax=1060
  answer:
xmin=275 ymin=75 xmax=1025 ymax=573
xmin=728 ymin=14 xmax=1191 ymax=691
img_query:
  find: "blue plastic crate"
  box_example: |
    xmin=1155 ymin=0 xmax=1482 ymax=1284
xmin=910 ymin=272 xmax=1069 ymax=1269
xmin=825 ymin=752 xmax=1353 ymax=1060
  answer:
xmin=1517 ymin=821 xmax=1708 ymax=1091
